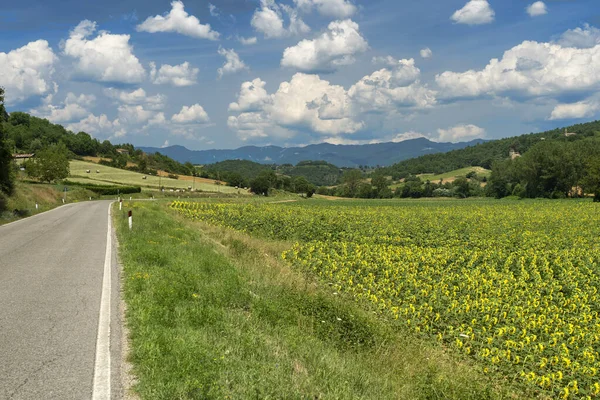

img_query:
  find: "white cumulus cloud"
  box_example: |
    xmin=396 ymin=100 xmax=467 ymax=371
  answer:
xmin=150 ymin=62 xmax=199 ymax=86
xmin=451 ymin=0 xmax=495 ymax=25
xmin=136 ymin=0 xmax=219 ymax=40
xmin=217 ymin=48 xmax=248 ymax=79
xmin=420 ymin=47 xmax=433 ymax=59
xmin=229 ymin=73 xmax=363 ymax=140
xmin=66 ymin=114 xmax=120 ymax=138
xmin=349 ymin=58 xmax=437 ymax=111
xmin=228 ymin=58 xmax=437 ymax=141
xmin=251 ymin=0 xmax=310 ymax=39
xmin=238 ymin=36 xmax=258 ymax=45
xmin=31 ymin=92 xmax=96 ymax=123
xmin=281 ymin=19 xmax=368 ymax=72
xmin=294 ymin=0 xmax=357 ymax=18
xmin=526 ymin=1 xmax=547 ymax=17
xmin=117 ymin=105 xmax=164 ymax=126
xmin=549 ymin=97 xmax=600 ymax=120
xmin=436 ymin=39 xmax=600 ymax=100
xmin=0 ymin=40 xmax=57 ymax=105
xmin=208 ymin=3 xmax=220 ymax=17
xmin=229 ymin=78 xmax=271 ymax=112
xmin=63 ymin=20 xmax=145 ymax=84
xmin=556 ymin=24 xmax=600 ymax=49
xmin=104 ymin=88 xmax=166 ymax=110
xmin=437 ymin=124 xmax=485 ymax=142
xmin=390 ymin=131 xmax=429 ymax=142
xmin=172 ymin=104 xmax=210 ymax=124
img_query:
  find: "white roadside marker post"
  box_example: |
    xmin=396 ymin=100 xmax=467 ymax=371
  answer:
xmin=119 ymin=199 xmax=122 ymax=211
xmin=35 ymin=203 xmax=38 ymax=210
xmin=128 ymin=210 xmax=133 ymax=231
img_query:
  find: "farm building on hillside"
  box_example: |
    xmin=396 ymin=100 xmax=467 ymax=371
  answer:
xmin=116 ymin=148 xmax=129 ymax=155
xmin=12 ymin=153 xmax=34 ymax=165
xmin=509 ymin=149 xmax=521 ymax=160
xmin=564 ymin=128 xmax=577 ymax=137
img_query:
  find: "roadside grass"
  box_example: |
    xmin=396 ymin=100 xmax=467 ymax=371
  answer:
xmin=70 ymin=161 xmax=242 ymax=194
xmin=116 ymin=201 xmax=521 ymax=399
xmin=0 ymin=181 xmax=97 ymax=225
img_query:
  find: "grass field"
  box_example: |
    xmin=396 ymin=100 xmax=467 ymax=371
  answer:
xmin=171 ymin=197 xmax=600 ymax=399
xmin=70 ymin=161 xmax=243 ymax=194
xmin=116 ymin=200 xmax=513 ymax=399
xmin=418 ymin=167 xmax=491 ymax=183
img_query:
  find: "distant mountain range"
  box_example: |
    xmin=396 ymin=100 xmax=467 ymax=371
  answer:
xmin=139 ymin=138 xmax=486 ymax=168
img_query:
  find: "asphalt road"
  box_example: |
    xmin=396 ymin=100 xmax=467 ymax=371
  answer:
xmin=0 ymin=201 xmax=121 ymax=400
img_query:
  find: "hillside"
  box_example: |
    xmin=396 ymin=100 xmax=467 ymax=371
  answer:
xmin=1 ymin=112 xmax=196 ymax=177
xmin=201 ymin=159 xmax=344 ymax=187
xmin=383 ymin=120 xmax=600 ymax=177
xmin=279 ymin=161 xmax=343 ymax=186
xmin=70 ymin=161 xmax=243 ymax=194
xmin=139 ymin=138 xmax=486 ymax=168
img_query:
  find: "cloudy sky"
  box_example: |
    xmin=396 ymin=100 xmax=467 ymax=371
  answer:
xmin=1 ymin=0 xmax=599 ymax=149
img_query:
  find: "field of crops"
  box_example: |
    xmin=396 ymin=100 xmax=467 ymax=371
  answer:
xmin=171 ymin=199 xmax=600 ymax=398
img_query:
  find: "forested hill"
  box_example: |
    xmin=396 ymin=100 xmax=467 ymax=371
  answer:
xmin=201 ymin=160 xmax=344 ymax=187
xmin=383 ymin=120 xmax=600 ymax=178
xmin=1 ymin=112 xmax=196 ymax=176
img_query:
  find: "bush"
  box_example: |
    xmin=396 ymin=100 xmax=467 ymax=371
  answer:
xmin=0 ymin=192 xmax=6 ymax=212
xmin=432 ymin=188 xmax=452 ymax=197
xmin=12 ymin=208 xmax=30 ymax=218
xmin=168 ymin=174 xmax=178 ymax=180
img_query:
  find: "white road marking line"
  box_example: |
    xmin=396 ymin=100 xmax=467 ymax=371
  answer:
xmin=92 ymin=203 xmax=112 ymax=399
xmin=0 ymin=203 xmax=73 ymax=229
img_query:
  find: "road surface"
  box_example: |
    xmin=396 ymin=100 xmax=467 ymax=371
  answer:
xmin=0 ymin=201 xmax=122 ymax=399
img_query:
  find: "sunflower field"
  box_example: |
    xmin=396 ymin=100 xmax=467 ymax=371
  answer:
xmin=170 ymin=199 xmax=600 ymax=398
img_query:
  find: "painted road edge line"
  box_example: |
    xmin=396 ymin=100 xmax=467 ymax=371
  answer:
xmin=0 ymin=203 xmax=73 ymax=230
xmin=92 ymin=203 xmax=113 ymax=399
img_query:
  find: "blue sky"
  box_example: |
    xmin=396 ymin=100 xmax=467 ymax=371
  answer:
xmin=1 ymin=0 xmax=599 ymax=150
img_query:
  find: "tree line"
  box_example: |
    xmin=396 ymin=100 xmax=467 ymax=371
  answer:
xmin=486 ymin=137 xmax=600 ymax=200
xmin=1 ymin=107 xmax=197 ymax=178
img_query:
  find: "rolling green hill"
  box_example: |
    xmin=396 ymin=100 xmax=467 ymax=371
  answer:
xmin=202 ymin=159 xmax=344 ymax=187
xmin=383 ymin=120 xmax=600 ymax=178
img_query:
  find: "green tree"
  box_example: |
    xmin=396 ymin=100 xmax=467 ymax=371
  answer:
xmin=0 ymin=87 xmax=14 ymax=196
xmin=357 ymin=183 xmax=374 ymax=198
xmin=0 ymin=86 xmax=8 ymax=122
xmin=583 ymin=156 xmax=600 ymax=202
xmin=226 ymin=172 xmax=247 ymax=188
xmin=453 ymin=177 xmax=471 ymax=198
xmin=486 ymin=160 xmax=514 ymax=199
xmin=137 ymin=158 xmax=148 ymax=173
xmin=25 ymin=143 xmax=70 ymax=183
xmin=8 ymin=111 xmax=30 ymax=127
xmin=396 ymin=176 xmax=424 ymax=198
xmin=250 ymin=175 xmax=271 ymax=196
xmin=371 ymin=173 xmax=392 ymax=198
xmin=184 ymin=162 xmax=195 ymax=176
xmin=69 ymin=132 xmax=99 ymax=156
xmin=292 ymin=176 xmax=315 ymax=197
xmin=99 ymin=140 xmax=115 ymax=156
xmin=342 ymin=169 xmax=363 ymax=197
